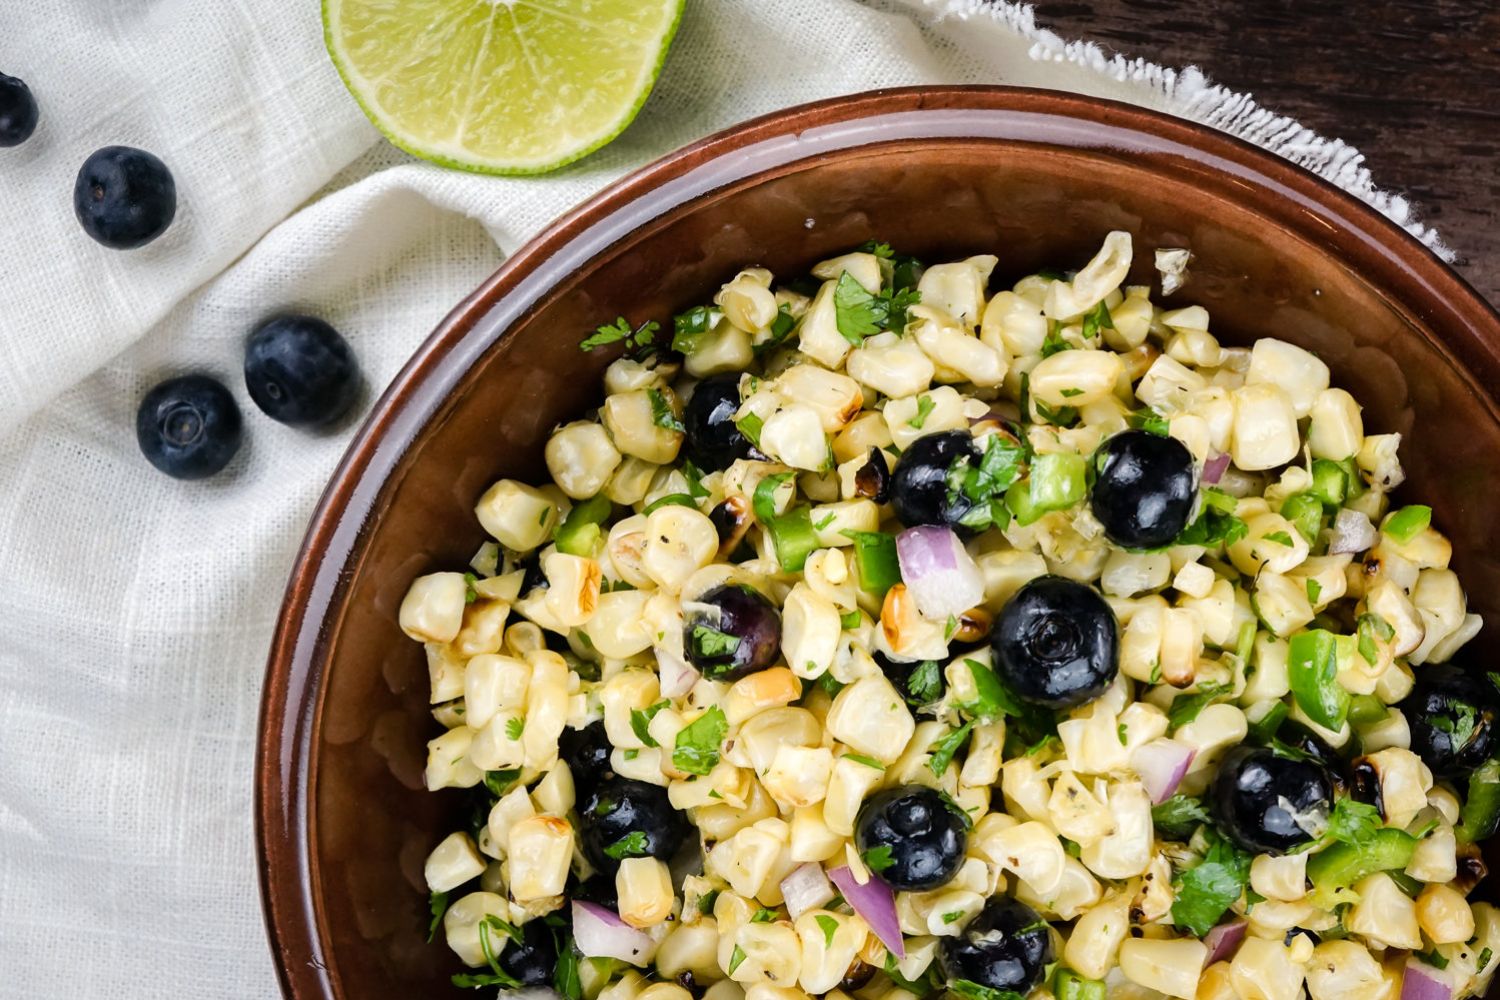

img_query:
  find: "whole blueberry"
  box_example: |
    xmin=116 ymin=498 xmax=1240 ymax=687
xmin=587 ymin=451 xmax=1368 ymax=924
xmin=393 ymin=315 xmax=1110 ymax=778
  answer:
xmin=0 ymin=73 xmax=39 ymax=147
xmin=74 ymin=146 xmax=177 ymax=249
xmin=992 ymin=575 xmax=1119 ymax=709
xmin=890 ymin=430 xmax=983 ymax=535
xmin=1090 ymin=430 xmax=1197 ymax=548
xmin=1399 ymin=665 xmax=1498 ymax=779
xmin=939 ymin=898 xmax=1052 ymax=995
xmin=498 ymin=918 xmax=559 ymax=986
xmin=243 ymin=315 xmax=362 ymax=428
xmin=854 ymin=785 xmax=967 ymax=891
xmin=1210 ymin=745 xmax=1335 ymax=855
xmin=136 ymin=375 xmax=243 ymax=480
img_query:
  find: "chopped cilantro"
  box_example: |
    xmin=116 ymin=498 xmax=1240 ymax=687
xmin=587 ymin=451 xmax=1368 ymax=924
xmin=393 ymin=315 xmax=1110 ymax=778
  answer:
xmin=1168 ymin=681 xmax=1229 ymax=728
xmin=483 ymin=768 xmax=522 ymax=798
xmin=647 ymin=388 xmax=684 ymax=433
xmin=1322 ymin=797 xmax=1383 ymax=849
xmin=832 ymin=270 xmax=922 ymax=343
xmin=905 ymin=659 xmax=942 ymax=707
xmin=815 ymin=914 xmax=839 ymax=946
xmin=728 ymin=945 xmax=747 ymax=975
xmin=505 ymin=717 xmax=524 ymax=741
xmin=427 ymin=890 xmax=450 ymax=943
xmin=630 ymin=699 xmax=670 ymax=748
xmin=1117 ymin=722 xmax=1128 ymax=746
xmin=945 ymin=433 xmax=1027 ymax=533
xmin=1262 ymin=530 xmax=1294 ymax=547
xmin=735 ymin=411 xmax=763 ymax=447
xmin=908 ymin=394 xmax=937 ymax=429
xmin=927 ymin=721 xmax=973 ymax=776
xmin=1040 ymin=325 xmax=1072 ymax=357
xmin=1306 ymin=578 xmax=1322 ymax=605
xmin=671 ymin=306 xmax=715 ymax=354
xmin=843 ymin=752 xmax=886 ymax=770
xmin=1176 ymin=488 xmax=1248 ymax=547
xmin=604 ymin=830 xmax=650 ymax=860
xmin=1356 ymin=612 xmax=1394 ymax=666
xmin=1129 ymin=408 xmax=1170 ymax=436
xmin=1170 ymin=828 xmax=1252 ymax=935
xmin=579 ymin=316 xmax=660 ymax=353
xmin=690 ymin=625 xmax=741 ymax=659
xmin=948 ymin=979 xmax=1025 ymax=1000
xmin=862 ymin=845 xmax=895 ymax=873
xmin=463 ymin=572 xmax=478 ymax=604
xmin=840 ymin=610 xmax=862 ymax=629
xmin=673 ymin=706 xmax=727 ymax=776
xmin=1081 ymin=300 xmax=1115 ymax=340
xmin=1151 ymin=795 xmax=1210 ymax=840
xmin=750 ymin=907 xmax=778 ymax=923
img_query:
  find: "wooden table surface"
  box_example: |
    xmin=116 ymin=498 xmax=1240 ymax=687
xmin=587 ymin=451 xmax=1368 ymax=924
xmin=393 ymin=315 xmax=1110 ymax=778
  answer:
xmin=1033 ymin=0 xmax=1500 ymax=308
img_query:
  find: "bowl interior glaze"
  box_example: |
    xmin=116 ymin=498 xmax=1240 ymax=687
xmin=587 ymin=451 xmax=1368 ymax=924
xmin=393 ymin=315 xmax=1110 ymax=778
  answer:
xmin=257 ymin=87 xmax=1500 ymax=1000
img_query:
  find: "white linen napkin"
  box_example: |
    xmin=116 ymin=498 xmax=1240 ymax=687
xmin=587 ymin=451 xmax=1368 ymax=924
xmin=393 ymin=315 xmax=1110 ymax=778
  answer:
xmin=0 ymin=1 xmax=1447 ymax=996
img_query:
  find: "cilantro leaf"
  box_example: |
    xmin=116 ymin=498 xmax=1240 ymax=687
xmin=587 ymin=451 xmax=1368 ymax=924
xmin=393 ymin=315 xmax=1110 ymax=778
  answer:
xmin=673 ymin=705 xmax=727 ymax=776
xmin=505 ymin=717 xmax=524 ymax=741
xmin=843 ymin=752 xmax=886 ymax=770
xmin=604 ymin=830 xmax=650 ymax=860
xmin=671 ymin=306 xmax=715 ymax=354
xmin=908 ymin=394 xmax=937 ymax=429
xmin=1322 ymin=797 xmax=1382 ymax=849
xmin=948 ymin=979 xmax=1026 ymax=1000
xmin=1151 ymin=795 xmax=1210 ymax=840
xmin=927 ymin=721 xmax=973 ymax=776
xmin=862 ymin=845 xmax=895 ymax=873
xmin=1081 ymin=300 xmax=1115 ymax=340
xmin=427 ymin=890 xmax=450 ymax=943
xmin=1176 ymin=488 xmax=1248 ymax=547
xmin=630 ymin=699 xmax=669 ymax=748
xmin=904 ymin=659 xmax=942 ymax=707
xmin=1168 ymin=681 xmax=1229 ymax=729
xmin=647 ymin=388 xmax=685 ymax=433
xmin=815 ymin=914 xmax=839 ymax=946
xmin=1170 ymin=828 xmax=1251 ymax=935
xmin=833 ymin=271 xmax=884 ymax=343
xmin=580 ymin=316 xmax=661 ymax=353
xmin=690 ymin=625 xmax=741 ymax=660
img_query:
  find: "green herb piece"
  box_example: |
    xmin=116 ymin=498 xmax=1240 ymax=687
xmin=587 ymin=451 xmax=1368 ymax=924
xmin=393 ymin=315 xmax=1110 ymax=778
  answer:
xmin=1383 ymin=504 xmax=1432 ymax=543
xmin=948 ymin=978 xmax=1025 ymax=1000
xmin=728 ymin=945 xmax=747 ymax=975
xmin=1479 ymin=947 xmax=1493 ymax=973
xmin=767 ymin=505 xmax=818 ymax=573
xmin=1306 ymin=578 xmax=1323 ymax=606
xmin=553 ymin=936 xmax=582 ymax=1000
xmin=1168 ymin=681 xmax=1228 ymax=729
xmin=580 ymin=316 xmax=660 ymax=353
xmin=1460 ymin=759 xmax=1500 ymax=844
xmin=1040 ymin=326 xmax=1072 ymax=358
xmin=1170 ymin=828 xmax=1252 ymax=936
xmin=1054 ymin=968 xmax=1107 ymax=1000
xmin=1280 ymin=492 xmax=1324 ymax=544
xmin=1347 ymin=694 xmax=1388 ymax=725
xmin=833 ymin=271 xmax=884 ymax=343
xmin=630 ymin=699 xmax=670 ymax=748
xmin=842 ymin=529 xmax=902 ymax=595
xmin=427 ymin=890 xmax=451 ymax=943
xmin=671 ymin=306 xmax=715 ymax=354
xmin=905 ymin=659 xmax=942 ymax=706
xmin=604 ymin=830 xmax=650 ymax=860
xmin=691 ymin=625 xmax=741 ymax=660
xmin=962 ymin=658 xmax=1025 ymax=722
xmin=843 ymin=752 xmax=886 ymax=770
xmin=1032 ymin=397 xmax=1078 ymax=427
xmin=937 ymin=789 xmax=975 ymax=830
xmin=556 ymin=493 xmax=612 ymax=556
xmin=1416 ymin=949 xmax=1450 ymax=970
xmin=908 ymin=394 xmax=936 ymax=430
xmin=1081 ymin=300 xmax=1115 ymax=340
xmin=1309 ymin=458 xmax=1348 ymax=505
xmin=753 ymin=471 xmax=796 ymax=525
xmin=862 ymin=845 xmax=895 ymax=873
xmin=750 ymin=907 xmax=778 ymax=923
xmin=1117 ymin=723 xmax=1128 ymax=746
xmin=505 ymin=717 xmax=525 ymax=741
xmin=944 ymin=614 xmax=959 ymax=641
xmin=735 ymin=411 xmax=763 ymax=447
xmin=927 ymin=721 xmax=973 ymax=776
xmin=1262 ymin=530 xmax=1295 ymax=547
xmin=815 ymin=914 xmax=839 ymax=946
xmin=697 ymin=889 xmax=720 ymax=915
xmin=840 ymin=610 xmax=862 ymax=629
xmin=1060 ymin=387 xmax=1083 ymax=398
xmin=1149 ymin=659 xmax=1162 ymax=685
xmin=622 ymin=749 xmax=638 ymax=760
xmin=762 ymin=304 xmax=797 ymax=350
xmin=1356 ymin=612 xmax=1394 ymax=666
xmin=941 ymin=911 xmax=963 ymax=925
xmin=1287 ymin=629 xmax=1349 ymax=731
xmin=1248 ymin=701 xmax=1289 ymax=743
xmin=1176 ymin=487 xmax=1249 ymax=547
xmin=858 ymin=240 xmax=895 ymax=259
xmin=1151 ymin=795 xmax=1210 ymax=840
xmin=817 ymin=671 xmax=846 ymax=697
xmin=463 ymin=572 xmax=478 ymax=604
xmin=681 ymin=459 xmax=710 ymax=499
xmin=1129 ymin=408 xmax=1170 ymax=436
xmin=1322 ymin=797 xmax=1382 ymax=849
xmin=645 ymin=388 xmax=685 ymax=433
xmin=483 ymin=768 xmax=522 ymax=798
xmin=814 ymin=512 xmax=837 ymax=531
xmin=673 ymin=706 xmax=727 ymax=776
xmin=946 ymin=433 xmax=1027 ymax=533
xmin=642 ymin=493 xmax=697 ymax=514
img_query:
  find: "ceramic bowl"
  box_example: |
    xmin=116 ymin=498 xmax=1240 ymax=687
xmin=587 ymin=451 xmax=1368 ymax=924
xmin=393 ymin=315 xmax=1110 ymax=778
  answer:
xmin=256 ymin=86 xmax=1500 ymax=999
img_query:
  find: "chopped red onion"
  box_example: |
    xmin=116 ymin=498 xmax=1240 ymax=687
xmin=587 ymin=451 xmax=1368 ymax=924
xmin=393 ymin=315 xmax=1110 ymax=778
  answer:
xmin=780 ymin=863 xmax=835 ymax=921
xmin=896 ymin=526 xmax=985 ymax=622
xmin=1202 ymin=919 xmax=1246 ymax=966
xmin=828 ymin=866 xmax=904 ymax=959
xmin=571 ymin=901 xmax=653 ymax=965
xmin=1202 ymin=453 xmax=1230 ymax=485
xmin=1401 ymin=959 xmax=1453 ymax=1000
xmin=1131 ymin=738 xmax=1197 ymax=804
xmin=655 ymin=646 xmax=699 ymax=699
xmin=1330 ymin=507 xmax=1377 ymax=555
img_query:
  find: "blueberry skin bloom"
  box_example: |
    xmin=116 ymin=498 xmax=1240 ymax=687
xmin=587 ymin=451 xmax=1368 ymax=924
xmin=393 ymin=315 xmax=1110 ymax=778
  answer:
xmin=0 ymin=73 xmax=39 ymax=147
xmin=854 ymin=785 xmax=968 ymax=891
xmin=1090 ymin=430 xmax=1197 ymax=548
xmin=939 ymin=897 xmax=1053 ymax=995
xmin=74 ymin=146 xmax=177 ymax=249
xmin=135 ymin=374 xmax=243 ymax=480
xmin=992 ymin=575 xmax=1119 ymax=709
xmin=244 ymin=315 xmax=362 ymax=428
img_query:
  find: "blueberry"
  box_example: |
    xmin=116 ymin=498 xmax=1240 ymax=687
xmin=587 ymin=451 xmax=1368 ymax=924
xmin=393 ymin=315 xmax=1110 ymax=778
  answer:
xmin=1090 ymin=430 xmax=1197 ymax=548
xmin=1399 ymin=665 xmax=1498 ymax=779
xmin=578 ymin=776 xmax=689 ymax=875
xmin=854 ymin=785 xmax=967 ymax=891
xmin=939 ymin=897 xmax=1052 ymax=995
xmin=498 ymin=918 xmax=559 ymax=986
xmin=683 ymin=373 xmax=754 ymax=472
xmin=74 ymin=146 xmax=176 ymax=249
xmin=135 ymin=374 xmax=243 ymax=480
xmin=0 ymin=73 xmax=39 ymax=147
xmin=1210 ymin=745 xmax=1335 ymax=855
xmin=558 ymin=720 xmax=615 ymax=798
xmin=890 ymin=430 xmax=982 ymax=535
xmin=243 ymin=315 xmax=361 ymax=427
xmin=992 ymin=575 xmax=1119 ymax=709
xmin=682 ymin=583 xmax=781 ymax=681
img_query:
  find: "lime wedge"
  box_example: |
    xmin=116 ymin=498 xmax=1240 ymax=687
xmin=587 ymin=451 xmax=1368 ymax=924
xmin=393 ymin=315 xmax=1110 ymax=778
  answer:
xmin=324 ymin=0 xmax=685 ymax=175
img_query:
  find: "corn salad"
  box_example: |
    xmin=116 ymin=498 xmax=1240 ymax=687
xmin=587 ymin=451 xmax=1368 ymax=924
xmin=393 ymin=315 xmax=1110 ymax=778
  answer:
xmin=402 ymin=233 xmax=1497 ymax=1000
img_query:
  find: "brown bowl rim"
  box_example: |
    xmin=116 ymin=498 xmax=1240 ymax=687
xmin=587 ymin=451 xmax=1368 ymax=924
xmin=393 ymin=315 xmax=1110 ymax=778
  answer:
xmin=254 ymin=84 xmax=1500 ymax=1000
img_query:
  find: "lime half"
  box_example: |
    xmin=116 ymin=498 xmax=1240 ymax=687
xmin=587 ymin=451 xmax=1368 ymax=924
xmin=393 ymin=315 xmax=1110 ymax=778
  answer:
xmin=324 ymin=0 xmax=685 ymax=175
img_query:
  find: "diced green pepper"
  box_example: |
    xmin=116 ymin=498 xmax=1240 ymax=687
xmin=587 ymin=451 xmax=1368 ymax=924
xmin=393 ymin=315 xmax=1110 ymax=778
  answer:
xmin=1307 ymin=827 xmax=1417 ymax=896
xmin=1383 ymin=504 xmax=1432 ymax=544
xmin=768 ymin=506 xmax=818 ymax=574
xmin=1459 ymin=759 xmax=1500 ymax=845
xmin=1248 ymin=700 xmax=1289 ymax=743
xmin=752 ymin=471 xmax=795 ymax=525
xmin=1309 ymin=459 xmax=1347 ymax=506
xmin=1335 ymin=457 xmax=1366 ymax=498
xmin=1005 ymin=479 xmax=1044 ymax=526
xmin=1347 ymin=694 xmax=1389 ymax=726
xmin=556 ymin=494 xmax=613 ymax=555
xmin=1054 ymin=968 xmax=1106 ymax=1000
xmin=1287 ymin=629 xmax=1349 ymax=732
xmin=1028 ymin=452 xmax=1087 ymax=513
xmin=1280 ymin=492 xmax=1324 ymax=544
xmin=844 ymin=530 xmax=901 ymax=595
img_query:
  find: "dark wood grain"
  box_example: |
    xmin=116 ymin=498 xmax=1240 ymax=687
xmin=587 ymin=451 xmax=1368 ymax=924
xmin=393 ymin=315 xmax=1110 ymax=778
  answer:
xmin=1031 ymin=0 xmax=1500 ymax=307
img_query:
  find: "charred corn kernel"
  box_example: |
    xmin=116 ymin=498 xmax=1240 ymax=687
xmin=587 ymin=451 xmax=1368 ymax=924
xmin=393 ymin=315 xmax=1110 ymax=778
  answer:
xmin=725 ymin=667 xmax=803 ymax=727
xmin=1044 ymin=231 xmax=1132 ymax=319
xmin=464 ymin=653 xmax=531 ymax=728
xmin=736 ymin=707 xmax=820 ymax=774
xmin=916 ymin=256 xmax=996 ymax=327
xmin=762 ymin=745 xmax=833 ymax=809
xmin=1057 ymin=707 xmax=1129 ymax=776
xmin=1407 ymin=825 xmax=1458 ymax=883
xmin=789 ymin=804 xmax=843 ymax=863
xmin=1136 ymin=355 xmax=1208 ymax=413
xmin=717 ymin=269 xmax=779 ymax=332
xmin=1118 ymin=937 xmax=1208 ymax=999
xmin=846 ymin=331 xmax=936 ymax=399
xmin=400 ymin=572 xmax=468 ymax=644
xmin=773 ymin=365 xmax=863 ymax=433
xmin=475 ymin=479 xmax=557 ymax=552
xmin=1062 ymin=892 xmax=1130 ymax=981
xmin=1365 ymin=747 xmax=1433 ymax=827
xmin=546 ymin=421 xmax=623 ymax=499
xmin=1417 ymin=882 xmax=1474 ymax=944
xmin=1157 ymin=606 xmax=1202 ymax=687
xmin=999 ymin=755 xmax=1051 ymax=823
xmin=1251 ymin=852 xmax=1309 ymax=902
xmin=1365 ymin=579 xmax=1425 ymax=657
xmin=724 ymin=919 xmax=802 ymax=985
xmin=1305 ymin=940 xmax=1385 ymax=1000
xmin=1244 ymin=634 xmax=1290 ymax=701
xmin=541 ymin=551 xmax=601 ymax=628
xmin=796 ymin=279 xmax=853 ymax=370
xmin=1046 ymin=771 xmax=1113 ymax=847
xmin=781 ymin=583 xmax=842 ymax=682
xmin=522 ymin=650 xmax=569 ymax=770
xmin=508 ymin=814 xmax=573 ymax=901
xmin=425 ymin=831 xmax=486 ymax=893
xmin=443 ymin=890 xmax=511 ymax=967
xmin=824 ymin=755 xmax=886 ymax=836
xmin=587 ymin=589 xmax=656 ymax=659
xmin=1255 ymin=570 xmax=1316 ymax=637
xmin=812 ymin=253 xmax=882 ymax=295
xmin=1013 ymin=855 xmax=1101 ymax=920
xmin=602 ymin=669 xmax=663 ymax=750
xmin=697 ymin=779 xmax=778 ymax=843
xmin=1228 ymin=936 xmax=1305 ymax=1000
xmin=1099 ymin=550 xmax=1171 ymax=598
xmin=1357 ymin=432 xmax=1405 ymax=491
xmin=959 ymin=720 xmax=1005 ymax=788
xmin=1079 ymin=780 xmax=1152 ymax=879
xmin=485 ymin=784 xmax=535 ymax=856
xmin=909 ymin=305 xmax=1007 ymax=386
xmin=617 ymin=856 xmax=676 ymax=929
xmin=883 ymin=386 xmax=967 ymax=451
xmin=604 ymin=389 xmax=683 ymax=466
xmin=974 ymin=820 xmax=1066 ymax=897
xmin=1228 ymin=511 xmax=1310 ymax=576
xmin=533 ymin=760 xmax=574 ymax=817
xmin=451 ymin=599 xmax=510 ymax=658
xmin=1172 ymin=560 xmax=1215 ymax=599
xmin=981 ymin=290 xmax=1048 ymax=357
xmin=642 ymin=505 xmax=718 ymax=593
xmin=686 ymin=320 xmax=756 ymax=378
xmin=657 ymin=918 xmax=723 ymax=981
xmin=1029 ymin=348 xmax=1124 ymax=408
xmin=1197 ymin=962 xmax=1237 ymax=1000
xmin=1347 ymin=872 xmax=1421 ymax=950
xmin=793 ymin=909 xmax=866 ymax=994
xmin=426 ymin=726 xmax=484 ymax=790
xmin=1231 ymin=382 xmax=1300 ymax=470
xmin=1246 ymin=338 xmax=1329 ymax=417
xmin=824 ymin=674 xmax=915 ymax=764
xmin=758 ymin=405 xmax=828 ymax=472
